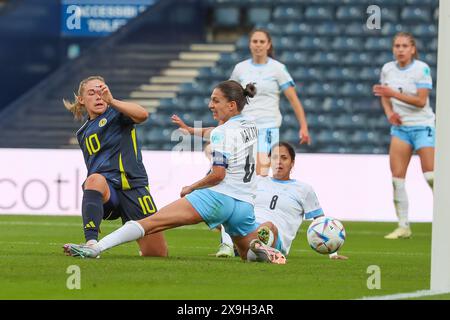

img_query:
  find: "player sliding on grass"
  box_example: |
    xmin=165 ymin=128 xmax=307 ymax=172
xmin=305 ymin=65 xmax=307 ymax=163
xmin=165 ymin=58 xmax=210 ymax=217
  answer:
xmin=63 ymin=76 xmax=167 ymax=257
xmin=373 ymin=32 xmax=435 ymax=239
xmin=64 ymin=80 xmax=286 ymax=264
xmin=171 ymin=118 xmax=347 ymax=260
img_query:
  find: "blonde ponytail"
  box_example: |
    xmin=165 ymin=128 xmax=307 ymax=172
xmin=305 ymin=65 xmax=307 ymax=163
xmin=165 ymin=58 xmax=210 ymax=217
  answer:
xmin=63 ymin=75 xmax=105 ymax=121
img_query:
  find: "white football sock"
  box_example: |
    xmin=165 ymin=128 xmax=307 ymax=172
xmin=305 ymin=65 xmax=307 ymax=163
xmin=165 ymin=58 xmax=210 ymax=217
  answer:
xmin=220 ymin=225 xmax=234 ymax=247
xmin=423 ymin=171 xmax=434 ymax=191
xmin=96 ymin=220 xmax=145 ymax=252
xmin=392 ymin=177 xmax=409 ymax=228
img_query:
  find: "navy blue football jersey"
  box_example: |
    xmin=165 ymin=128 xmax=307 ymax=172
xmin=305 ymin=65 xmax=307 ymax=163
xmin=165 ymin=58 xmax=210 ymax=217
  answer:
xmin=76 ymin=107 xmax=148 ymax=190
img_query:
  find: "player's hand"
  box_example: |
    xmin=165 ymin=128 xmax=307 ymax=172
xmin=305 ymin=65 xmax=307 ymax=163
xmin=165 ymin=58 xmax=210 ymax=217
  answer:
xmin=171 ymin=115 xmax=191 ymax=134
xmin=180 ymin=186 xmax=194 ymax=198
xmin=330 ymin=254 xmax=348 ymax=260
xmin=98 ymin=84 xmax=114 ymax=105
xmin=388 ymin=112 xmax=402 ymax=126
xmin=299 ymin=128 xmax=311 ymax=145
xmin=373 ymin=84 xmax=397 ymax=98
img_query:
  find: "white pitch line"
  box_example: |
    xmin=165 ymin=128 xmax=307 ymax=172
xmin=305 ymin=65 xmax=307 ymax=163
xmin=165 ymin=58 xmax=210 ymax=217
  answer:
xmin=357 ymin=289 xmax=450 ymax=300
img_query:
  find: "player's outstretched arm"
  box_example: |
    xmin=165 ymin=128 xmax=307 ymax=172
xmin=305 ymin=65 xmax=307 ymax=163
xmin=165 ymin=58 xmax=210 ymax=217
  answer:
xmin=283 ymin=87 xmax=310 ymax=145
xmin=171 ymin=114 xmax=216 ymax=139
xmin=98 ymin=84 xmax=148 ymax=123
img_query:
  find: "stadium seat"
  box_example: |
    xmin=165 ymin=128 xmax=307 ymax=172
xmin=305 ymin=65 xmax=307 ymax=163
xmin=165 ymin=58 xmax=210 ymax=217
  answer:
xmin=342 ymin=52 xmax=374 ymax=66
xmin=412 ymin=24 xmax=438 ymax=37
xmin=235 ymin=36 xmax=249 ymax=50
xmin=359 ymin=67 xmax=380 ymax=81
xmin=271 ymin=36 xmax=297 ymax=50
xmin=321 ymin=97 xmax=352 ymax=114
xmin=278 ymin=51 xmax=309 ymax=66
xmin=365 ymin=37 xmax=392 ymax=51
xmin=310 ymin=52 xmax=340 ymax=65
xmin=213 ymin=7 xmax=241 ymax=27
xmin=280 ymin=128 xmax=299 ymax=142
xmin=265 ymin=22 xmax=283 ymax=35
xmin=380 ymin=22 xmax=406 ymax=36
xmin=379 ymin=7 xmax=398 ymax=22
xmin=315 ymin=22 xmax=342 ymax=36
xmin=406 ymin=0 xmax=438 ymax=6
xmin=299 ymin=97 xmax=322 ymax=113
xmin=331 ymin=37 xmax=364 ymax=51
xmin=292 ymin=66 xmax=323 ymax=81
xmin=401 ymin=7 xmax=431 ymax=22
xmin=434 ymin=6 xmax=439 ymax=21
xmin=352 ymin=98 xmax=382 ymax=115
xmin=305 ymin=82 xmax=337 ymax=96
xmin=304 ymin=6 xmax=334 ymax=21
xmin=298 ymin=36 xmax=327 ymax=50
xmin=272 ymin=6 xmax=302 ymax=21
xmin=324 ymin=67 xmax=356 ymax=81
xmin=336 ymin=5 xmax=364 ymax=20
xmin=246 ymin=7 xmax=272 ymax=25
xmin=374 ymin=52 xmax=395 ymax=66
xmin=349 ymin=130 xmax=380 ymax=145
xmin=423 ymin=52 xmax=437 ymax=67
xmin=284 ymin=22 xmax=313 ymax=35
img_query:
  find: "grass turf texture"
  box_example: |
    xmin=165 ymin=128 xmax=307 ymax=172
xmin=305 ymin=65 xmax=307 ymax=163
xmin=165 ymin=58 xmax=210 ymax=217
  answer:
xmin=0 ymin=215 xmax=437 ymax=300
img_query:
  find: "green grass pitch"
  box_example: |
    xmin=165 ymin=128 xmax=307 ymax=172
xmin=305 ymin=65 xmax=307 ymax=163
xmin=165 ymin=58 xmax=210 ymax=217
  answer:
xmin=0 ymin=215 xmax=445 ymax=300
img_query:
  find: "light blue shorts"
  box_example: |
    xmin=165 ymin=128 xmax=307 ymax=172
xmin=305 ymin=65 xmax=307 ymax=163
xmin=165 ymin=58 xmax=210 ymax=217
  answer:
xmin=391 ymin=125 xmax=435 ymax=151
xmin=185 ymin=189 xmax=258 ymax=237
xmin=258 ymin=127 xmax=280 ymax=153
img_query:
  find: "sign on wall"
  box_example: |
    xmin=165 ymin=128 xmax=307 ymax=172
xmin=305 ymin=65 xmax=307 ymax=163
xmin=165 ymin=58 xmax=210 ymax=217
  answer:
xmin=61 ymin=0 xmax=155 ymax=37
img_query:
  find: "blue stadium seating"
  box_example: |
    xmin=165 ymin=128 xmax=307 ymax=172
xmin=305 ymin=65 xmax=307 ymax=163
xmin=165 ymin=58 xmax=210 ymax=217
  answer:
xmin=336 ymin=6 xmax=365 ymax=20
xmin=304 ymin=6 xmax=334 ymax=20
xmin=246 ymin=7 xmax=272 ymax=25
xmin=272 ymin=6 xmax=303 ymax=21
xmin=401 ymin=7 xmax=431 ymax=23
xmin=157 ymin=0 xmax=439 ymax=154
xmin=213 ymin=6 xmax=241 ymax=27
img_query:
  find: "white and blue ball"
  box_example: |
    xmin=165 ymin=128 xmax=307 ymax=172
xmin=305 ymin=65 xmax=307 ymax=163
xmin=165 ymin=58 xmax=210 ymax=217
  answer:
xmin=307 ymin=217 xmax=346 ymax=254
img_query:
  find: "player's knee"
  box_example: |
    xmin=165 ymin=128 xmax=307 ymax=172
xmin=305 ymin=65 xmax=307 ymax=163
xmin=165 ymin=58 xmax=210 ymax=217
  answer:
xmin=84 ymin=173 xmax=107 ymax=190
xmin=140 ymin=244 xmax=168 ymax=257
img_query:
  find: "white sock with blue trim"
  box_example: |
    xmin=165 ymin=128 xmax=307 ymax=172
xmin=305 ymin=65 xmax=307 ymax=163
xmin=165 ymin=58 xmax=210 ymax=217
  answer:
xmin=96 ymin=220 xmax=145 ymax=253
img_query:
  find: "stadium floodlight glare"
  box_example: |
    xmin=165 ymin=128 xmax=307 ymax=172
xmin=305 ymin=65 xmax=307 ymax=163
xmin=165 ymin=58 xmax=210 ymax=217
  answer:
xmin=430 ymin=0 xmax=450 ymax=293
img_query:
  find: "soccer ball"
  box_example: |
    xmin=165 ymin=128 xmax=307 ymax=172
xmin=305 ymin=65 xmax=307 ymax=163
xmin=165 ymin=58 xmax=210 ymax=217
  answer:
xmin=307 ymin=217 xmax=346 ymax=254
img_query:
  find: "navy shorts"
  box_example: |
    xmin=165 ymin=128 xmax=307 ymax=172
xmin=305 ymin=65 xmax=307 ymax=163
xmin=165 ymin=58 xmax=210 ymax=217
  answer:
xmin=103 ymin=183 xmax=158 ymax=224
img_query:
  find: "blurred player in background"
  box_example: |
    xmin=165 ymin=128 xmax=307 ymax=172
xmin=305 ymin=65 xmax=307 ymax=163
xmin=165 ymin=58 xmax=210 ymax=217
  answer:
xmin=373 ymin=32 xmax=435 ymax=239
xmin=63 ymin=76 xmax=167 ymax=257
xmin=230 ymin=28 xmax=310 ymax=176
xmin=64 ymin=80 xmax=286 ymax=264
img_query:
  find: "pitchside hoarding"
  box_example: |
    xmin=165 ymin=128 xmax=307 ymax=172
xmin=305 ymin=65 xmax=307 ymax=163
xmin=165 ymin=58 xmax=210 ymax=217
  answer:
xmin=0 ymin=149 xmax=433 ymax=222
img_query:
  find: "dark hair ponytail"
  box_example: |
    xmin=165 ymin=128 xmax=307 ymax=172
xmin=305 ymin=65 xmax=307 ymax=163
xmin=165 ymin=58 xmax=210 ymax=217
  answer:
xmin=215 ymin=80 xmax=257 ymax=112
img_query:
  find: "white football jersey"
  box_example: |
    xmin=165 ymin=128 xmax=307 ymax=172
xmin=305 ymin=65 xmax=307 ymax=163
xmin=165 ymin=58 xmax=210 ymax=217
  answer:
xmin=230 ymin=58 xmax=295 ymax=129
xmin=254 ymin=176 xmax=324 ymax=254
xmin=208 ymin=115 xmax=258 ymax=204
xmin=380 ymin=60 xmax=435 ymax=127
